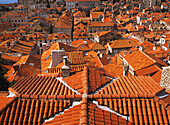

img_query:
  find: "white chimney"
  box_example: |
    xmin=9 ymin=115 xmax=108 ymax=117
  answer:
xmin=153 ymin=46 xmax=156 ymax=50
xmin=63 ymin=56 xmax=68 ymax=66
xmin=153 ymin=42 xmax=156 ymax=50
xmin=42 ymin=43 xmax=47 ymax=52
xmin=50 ymin=50 xmax=65 ymax=67
xmin=84 ymin=41 xmax=87 ymax=45
xmin=100 ymin=53 xmax=104 ymax=58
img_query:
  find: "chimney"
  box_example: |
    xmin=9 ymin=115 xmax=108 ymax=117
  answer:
xmin=153 ymin=42 xmax=156 ymax=50
xmin=50 ymin=50 xmax=65 ymax=67
xmin=123 ymin=62 xmax=129 ymax=76
xmin=62 ymin=56 xmax=70 ymax=78
xmin=84 ymin=41 xmax=87 ymax=45
xmin=13 ymin=64 xmax=20 ymax=72
xmin=42 ymin=43 xmax=47 ymax=52
xmin=63 ymin=56 xmax=67 ymax=66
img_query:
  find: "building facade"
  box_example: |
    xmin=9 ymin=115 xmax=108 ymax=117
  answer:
xmin=66 ymin=0 xmax=100 ymax=10
xmin=18 ymin=0 xmax=63 ymax=10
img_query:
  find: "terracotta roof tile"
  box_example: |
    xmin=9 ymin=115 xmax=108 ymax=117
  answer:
xmin=0 ymin=91 xmax=9 ymax=96
xmin=97 ymin=98 xmax=170 ymax=125
xmin=123 ymin=50 xmax=156 ymax=71
xmin=0 ymin=96 xmax=17 ymax=113
xmin=2 ymin=55 xmax=20 ymax=62
xmin=65 ymin=51 xmax=84 ymax=64
xmin=0 ymin=98 xmax=72 ymax=125
xmin=47 ymin=65 xmax=85 ymax=73
xmin=90 ymin=56 xmax=110 ymax=67
xmin=63 ymin=67 xmax=111 ymax=94
xmin=71 ymin=39 xmax=93 ymax=48
xmin=44 ymin=101 xmax=131 ymax=125
xmin=96 ymin=75 xmax=164 ymax=97
xmin=10 ymin=76 xmax=77 ymax=96
xmin=103 ymin=63 xmax=123 ymax=78
xmin=41 ymin=42 xmax=77 ymax=70
xmin=135 ymin=65 xmax=161 ymax=76
xmin=151 ymin=70 xmax=162 ymax=83
xmin=109 ymin=39 xmax=140 ymax=49
xmin=154 ymin=95 xmax=170 ymax=111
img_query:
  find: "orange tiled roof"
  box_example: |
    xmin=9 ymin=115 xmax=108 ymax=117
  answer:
xmin=90 ymin=56 xmax=110 ymax=67
xmin=9 ymin=76 xmax=77 ymax=96
xmin=141 ymin=40 xmax=154 ymax=50
xmin=2 ymin=54 xmax=20 ymax=62
xmin=96 ymin=75 xmax=164 ymax=97
xmin=88 ymin=42 xmax=106 ymax=50
xmin=0 ymin=97 xmax=72 ymax=125
xmin=103 ymin=63 xmax=123 ymax=78
xmin=135 ymin=65 xmax=161 ymax=76
xmin=145 ymin=52 xmax=168 ymax=67
xmin=89 ymin=22 xmax=115 ymax=27
xmin=96 ymin=98 xmax=170 ymax=125
xmin=47 ymin=65 xmax=85 ymax=74
xmin=123 ymin=51 xmax=156 ymax=71
xmin=41 ymin=42 xmax=77 ymax=70
xmin=96 ymin=30 xmax=111 ymax=37
xmin=154 ymin=95 xmax=170 ymax=111
xmin=0 ymin=96 xmax=16 ymax=112
xmin=71 ymin=39 xmax=93 ymax=48
xmin=151 ymin=70 xmax=162 ymax=83
xmin=47 ymin=33 xmax=70 ymax=40
xmin=0 ymin=91 xmax=9 ymax=96
xmin=63 ymin=67 xmax=111 ymax=94
xmin=44 ymin=101 xmax=131 ymax=125
xmin=109 ymin=39 xmax=140 ymax=49
xmin=65 ymin=51 xmax=84 ymax=64
xmin=4 ymin=54 xmax=41 ymax=83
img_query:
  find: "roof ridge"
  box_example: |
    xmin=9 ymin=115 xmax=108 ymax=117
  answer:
xmin=141 ymin=50 xmax=156 ymax=63
xmin=154 ymin=96 xmax=170 ymax=111
xmin=83 ymin=66 xmax=89 ymax=94
xmin=80 ymin=66 xmax=89 ymax=125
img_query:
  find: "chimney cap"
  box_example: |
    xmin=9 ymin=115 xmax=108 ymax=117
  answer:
xmin=63 ymin=56 xmax=68 ymax=59
xmin=42 ymin=43 xmax=47 ymax=46
xmin=62 ymin=65 xmax=70 ymax=69
xmin=84 ymin=41 xmax=87 ymax=45
xmin=51 ymin=50 xmax=65 ymax=53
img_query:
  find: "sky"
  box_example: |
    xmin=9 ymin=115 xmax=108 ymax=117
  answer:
xmin=0 ymin=0 xmax=17 ymax=4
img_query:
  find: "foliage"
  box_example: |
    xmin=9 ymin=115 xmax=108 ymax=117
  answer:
xmin=0 ymin=64 xmax=10 ymax=91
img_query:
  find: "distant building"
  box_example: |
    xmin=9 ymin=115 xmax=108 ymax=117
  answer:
xmin=18 ymin=0 xmax=63 ymax=10
xmin=65 ymin=0 xmax=100 ymax=10
xmin=141 ymin=0 xmax=161 ymax=8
